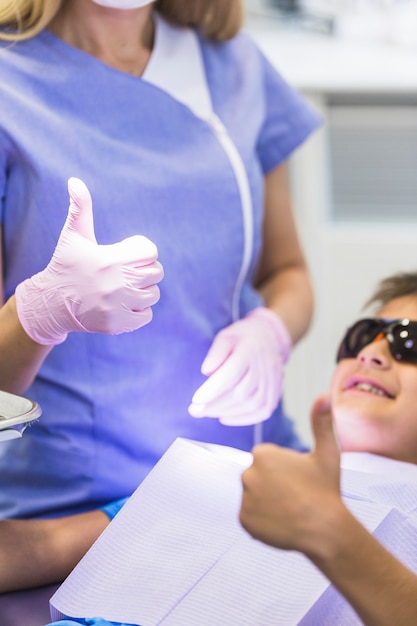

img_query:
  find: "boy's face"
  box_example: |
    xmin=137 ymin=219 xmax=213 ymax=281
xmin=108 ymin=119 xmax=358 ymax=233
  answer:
xmin=331 ymin=295 xmax=417 ymax=463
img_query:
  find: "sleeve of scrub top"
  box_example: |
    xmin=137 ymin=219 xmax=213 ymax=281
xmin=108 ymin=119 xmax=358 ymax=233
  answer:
xmin=99 ymin=496 xmax=129 ymax=521
xmin=255 ymin=48 xmax=323 ymax=174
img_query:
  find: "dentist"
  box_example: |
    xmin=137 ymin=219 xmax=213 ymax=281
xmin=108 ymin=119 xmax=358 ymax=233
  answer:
xmin=0 ymin=0 xmax=320 ymax=527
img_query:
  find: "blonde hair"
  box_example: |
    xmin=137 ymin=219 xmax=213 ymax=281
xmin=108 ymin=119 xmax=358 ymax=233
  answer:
xmin=156 ymin=0 xmax=243 ymax=41
xmin=0 ymin=0 xmax=243 ymax=42
xmin=0 ymin=0 xmax=61 ymax=41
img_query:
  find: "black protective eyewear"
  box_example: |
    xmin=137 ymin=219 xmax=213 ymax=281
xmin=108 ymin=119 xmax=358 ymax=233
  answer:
xmin=336 ymin=318 xmax=417 ymax=365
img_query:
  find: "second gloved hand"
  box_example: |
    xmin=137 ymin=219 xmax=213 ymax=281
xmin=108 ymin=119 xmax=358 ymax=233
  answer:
xmin=188 ymin=307 xmax=292 ymax=426
xmin=15 ymin=177 xmax=164 ymax=345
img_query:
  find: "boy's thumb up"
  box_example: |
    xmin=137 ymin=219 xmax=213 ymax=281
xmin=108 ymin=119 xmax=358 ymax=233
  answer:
xmin=311 ymin=393 xmax=341 ymax=480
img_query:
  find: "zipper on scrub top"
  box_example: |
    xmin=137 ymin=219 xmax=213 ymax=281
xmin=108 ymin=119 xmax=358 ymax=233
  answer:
xmin=207 ymin=113 xmax=262 ymax=446
xmin=207 ymin=113 xmax=253 ymax=323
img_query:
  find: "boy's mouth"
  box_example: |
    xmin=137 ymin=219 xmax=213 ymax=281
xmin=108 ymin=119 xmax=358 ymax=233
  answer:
xmin=345 ymin=378 xmax=394 ymax=399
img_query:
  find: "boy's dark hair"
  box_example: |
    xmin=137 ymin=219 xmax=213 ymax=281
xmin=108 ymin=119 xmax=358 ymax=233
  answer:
xmin=365 ymin=271 xmax=417 ymax=311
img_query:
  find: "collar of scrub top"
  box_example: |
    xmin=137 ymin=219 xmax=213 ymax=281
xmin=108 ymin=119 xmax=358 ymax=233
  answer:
xmin=142 ymin=11 xmax=213 ymax=121
xmin=0 ymin=390 xmax=42 ymax=442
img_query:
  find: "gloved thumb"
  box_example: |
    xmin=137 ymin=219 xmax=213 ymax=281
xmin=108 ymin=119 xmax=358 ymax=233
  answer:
xmin=311 ymin=393 xmax=340 ymax=475
xmin=200 ymin=333 xmax=235 ymax=376
xmin=65 ymin=177 xmax=96 ymax=242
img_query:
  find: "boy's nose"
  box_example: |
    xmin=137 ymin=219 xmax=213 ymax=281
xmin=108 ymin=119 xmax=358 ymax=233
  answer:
xmin=358 ymin=332 xmax=390 ymax=368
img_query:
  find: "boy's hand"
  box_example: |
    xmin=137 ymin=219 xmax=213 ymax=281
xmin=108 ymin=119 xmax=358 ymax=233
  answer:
xmin=240 ymin=394 xmax=343 ymax=556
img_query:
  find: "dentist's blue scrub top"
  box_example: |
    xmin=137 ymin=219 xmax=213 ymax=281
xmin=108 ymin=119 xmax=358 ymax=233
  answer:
xmin=0 ymin=13 xmax=321 ymax=518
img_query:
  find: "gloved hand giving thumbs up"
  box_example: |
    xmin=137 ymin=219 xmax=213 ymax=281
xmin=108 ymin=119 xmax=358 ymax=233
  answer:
xmin=15 ymin=178 xmax=163 ymax=346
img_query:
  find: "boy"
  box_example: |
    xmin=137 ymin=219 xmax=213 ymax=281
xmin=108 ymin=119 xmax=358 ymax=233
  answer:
xmin=240 ymin=271 xmax=417 ymax=626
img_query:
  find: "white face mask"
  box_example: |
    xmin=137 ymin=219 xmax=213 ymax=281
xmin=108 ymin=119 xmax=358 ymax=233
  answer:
xmin=91 ymin=0 xmax=153 ymax=9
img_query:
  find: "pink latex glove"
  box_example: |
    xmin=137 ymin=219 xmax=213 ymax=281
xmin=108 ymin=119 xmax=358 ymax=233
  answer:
xmin=188 ymin=307 xmax=292 ymax=426
xmin=15 ymin=178 xmax=163 ymax=346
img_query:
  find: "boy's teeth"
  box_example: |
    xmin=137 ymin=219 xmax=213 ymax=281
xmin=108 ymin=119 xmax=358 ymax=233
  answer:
xmin=354 ymin=382 xmax=387 ymax=397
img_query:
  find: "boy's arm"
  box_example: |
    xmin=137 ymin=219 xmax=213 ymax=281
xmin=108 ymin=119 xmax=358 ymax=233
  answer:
xmin=311 ymin=502 xmax=417 ymax=626
xmin=239 ymin=395 xmax=417 ymax=626
xmin=0 ymin=509 xmax=110 ymax=593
